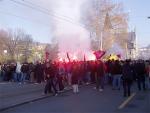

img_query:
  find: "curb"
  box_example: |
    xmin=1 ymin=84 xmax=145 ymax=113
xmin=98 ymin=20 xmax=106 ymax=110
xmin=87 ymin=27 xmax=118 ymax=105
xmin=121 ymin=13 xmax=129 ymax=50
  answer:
xmin=0 ymin=84 xmax=91 ymax=112
xmin=0 ymin=87 xmax=72 ymax=112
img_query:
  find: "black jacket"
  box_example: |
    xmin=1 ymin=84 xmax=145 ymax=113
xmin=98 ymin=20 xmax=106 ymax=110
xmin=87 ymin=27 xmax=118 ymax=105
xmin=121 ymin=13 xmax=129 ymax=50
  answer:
xmin=45 ymin=65 xmax=56 ymax=79
xmin=135 ymin=62 xmax=146 ymax=78
xmin=122 ymin=63 xmax=133 ymax=80
xmin=71 ymin=68 xmax=79 ymax=85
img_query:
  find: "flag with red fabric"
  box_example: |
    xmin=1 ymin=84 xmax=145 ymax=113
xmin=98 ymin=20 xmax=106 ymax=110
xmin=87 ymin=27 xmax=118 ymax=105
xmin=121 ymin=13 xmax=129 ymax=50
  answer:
xmin=117 ymin=54 xmax=121 ymax=58
xmin=93 ymin=50 xmax=106 ymax=60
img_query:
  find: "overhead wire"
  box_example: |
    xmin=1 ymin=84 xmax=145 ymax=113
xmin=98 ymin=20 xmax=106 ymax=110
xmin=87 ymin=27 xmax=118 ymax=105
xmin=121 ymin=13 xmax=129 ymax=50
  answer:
xmin=0 ymin=10 xmax=53 ymax=28
xmin=21 ymin=0 xmax=76 ymax=22
xmin=9 ymin=0 xmax=86 ymax=28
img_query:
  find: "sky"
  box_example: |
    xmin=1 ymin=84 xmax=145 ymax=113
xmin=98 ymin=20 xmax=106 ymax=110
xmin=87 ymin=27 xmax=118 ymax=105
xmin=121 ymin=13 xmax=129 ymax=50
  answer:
xmin=113 ymin=0 xmax=150 ymax=47
xmin=0 ymin=0 xmax=150 ymax=47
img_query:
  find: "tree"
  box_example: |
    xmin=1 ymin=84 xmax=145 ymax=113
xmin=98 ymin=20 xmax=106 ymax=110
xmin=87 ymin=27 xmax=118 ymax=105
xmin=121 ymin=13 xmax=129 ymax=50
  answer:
xmin=18 ymin=34 xmax=33 ymax=62
xmin=81 ymin=0 xmax=128 ymax=52
xmin=0 ymin=28 xmax=33 ymax=62
xmin=0 ymin=29 xmax=20 ymax=61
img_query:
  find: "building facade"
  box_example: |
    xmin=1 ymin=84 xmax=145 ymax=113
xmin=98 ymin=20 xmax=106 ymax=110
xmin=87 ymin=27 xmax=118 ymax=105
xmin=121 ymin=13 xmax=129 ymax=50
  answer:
xmin=138 ymin=45 xmax=150 ymax=60
xmin=126 ymin=31 xmax=137 ymax=59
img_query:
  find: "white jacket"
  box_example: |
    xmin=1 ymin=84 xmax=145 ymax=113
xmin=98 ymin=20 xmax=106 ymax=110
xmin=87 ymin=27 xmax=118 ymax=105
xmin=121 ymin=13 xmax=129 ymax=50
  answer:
xmin=16 ymin=62 xmax=21 ymax=73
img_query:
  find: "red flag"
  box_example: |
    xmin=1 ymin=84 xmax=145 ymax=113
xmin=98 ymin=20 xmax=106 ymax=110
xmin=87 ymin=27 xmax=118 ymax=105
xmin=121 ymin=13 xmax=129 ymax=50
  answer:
xmin=117 ymin=54 xmax=121 ymax=58
xmin=93 ymin=50 xmax=106 ymax=59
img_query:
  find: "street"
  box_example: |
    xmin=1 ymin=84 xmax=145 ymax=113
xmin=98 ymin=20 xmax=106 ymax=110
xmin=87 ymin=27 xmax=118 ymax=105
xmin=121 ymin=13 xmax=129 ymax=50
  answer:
xmin=1 ymin=84 xmax=150 ymax=113
xmin=0 ymin=0 xmax=150 ymax=113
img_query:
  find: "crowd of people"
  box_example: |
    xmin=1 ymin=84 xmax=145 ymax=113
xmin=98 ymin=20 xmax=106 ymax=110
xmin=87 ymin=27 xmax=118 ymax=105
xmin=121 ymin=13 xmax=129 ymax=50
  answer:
xmin=0 ymin=59 xmax=150 ymax=97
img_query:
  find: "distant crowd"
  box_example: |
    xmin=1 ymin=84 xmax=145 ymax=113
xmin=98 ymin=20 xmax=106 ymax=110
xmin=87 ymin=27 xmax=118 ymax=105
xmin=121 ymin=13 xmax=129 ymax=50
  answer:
xmin=0 ymin=59 xmax=150 ymax=97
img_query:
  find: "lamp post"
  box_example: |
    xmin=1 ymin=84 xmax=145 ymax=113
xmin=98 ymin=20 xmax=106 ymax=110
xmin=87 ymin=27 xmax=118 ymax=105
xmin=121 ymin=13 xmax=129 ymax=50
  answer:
xmin=3 ymin=50 xmax=7 ymax=62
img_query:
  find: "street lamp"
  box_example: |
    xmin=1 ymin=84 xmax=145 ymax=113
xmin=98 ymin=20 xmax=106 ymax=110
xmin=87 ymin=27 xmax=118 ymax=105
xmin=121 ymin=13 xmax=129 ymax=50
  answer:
xmin=4 ymin=50 xmax=7 ymax=54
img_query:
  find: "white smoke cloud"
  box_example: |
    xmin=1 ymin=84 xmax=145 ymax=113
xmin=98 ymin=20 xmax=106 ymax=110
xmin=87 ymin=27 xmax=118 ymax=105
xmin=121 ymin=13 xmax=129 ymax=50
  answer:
xmin=1 ymin=0 xmax=95 ymax=60
xmin=107 ymin=43 xmax=126 ymax=59
xmin=51 ymin=0 xmax=91 ymax=60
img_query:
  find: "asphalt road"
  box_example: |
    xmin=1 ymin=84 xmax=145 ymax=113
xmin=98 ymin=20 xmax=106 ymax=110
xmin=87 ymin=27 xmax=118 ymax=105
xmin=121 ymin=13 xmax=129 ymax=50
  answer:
xmin=1 ymin=85 xmax=150 ymax=113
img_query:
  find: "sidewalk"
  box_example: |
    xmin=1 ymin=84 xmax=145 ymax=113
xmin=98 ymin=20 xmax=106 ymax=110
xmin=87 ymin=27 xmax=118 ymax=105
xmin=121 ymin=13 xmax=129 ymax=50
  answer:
xmin=0 ymin=82 xmax=71 ymax=111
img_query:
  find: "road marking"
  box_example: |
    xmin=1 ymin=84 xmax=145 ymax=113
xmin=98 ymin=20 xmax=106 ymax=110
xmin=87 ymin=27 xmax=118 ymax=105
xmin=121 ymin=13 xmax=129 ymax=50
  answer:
xmin=118 ymin=92 xmax=136 ymax=109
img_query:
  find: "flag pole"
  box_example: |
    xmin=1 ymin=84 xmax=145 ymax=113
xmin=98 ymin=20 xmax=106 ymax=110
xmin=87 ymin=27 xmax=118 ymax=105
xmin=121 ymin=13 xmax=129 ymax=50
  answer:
xmin=100 ymin=32 xmax=103 ymax=51
xmin=66 ymin=52 xmax=70 ymax=62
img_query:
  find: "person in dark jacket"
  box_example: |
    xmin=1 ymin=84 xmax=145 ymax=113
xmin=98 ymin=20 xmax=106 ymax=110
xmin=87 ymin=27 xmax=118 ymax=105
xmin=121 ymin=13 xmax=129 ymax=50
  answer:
xmin=90 ymin=61 xmax=96 ymax=83
xmin=135 ymin=60 xmax=146 ymax=91
xmin=20 ymin=63 xmax=29 ymax=83
xmin=122 ymin=60 xmax=133 ymax=97
xmin=44 ymin=61 xmax=58 ymax=96
xmin=95 ymin=60 xmax=105 ymax=91
xmin=34 ymin=61 xmax=44 ymax=83
xmin=5 ymin=64 xmax=11 ymax=81
xmin=29 ymin=63 xmax=35 ymax=83
xmin=112 ymin=60 xmax=122 ymax=90
xmin=11 ymin=63 xmax=17 ymax=82
xmin=71 ymin=64 xmax=79 ymax=93
xmin=57 ymin=63 xmax=65 ymax=92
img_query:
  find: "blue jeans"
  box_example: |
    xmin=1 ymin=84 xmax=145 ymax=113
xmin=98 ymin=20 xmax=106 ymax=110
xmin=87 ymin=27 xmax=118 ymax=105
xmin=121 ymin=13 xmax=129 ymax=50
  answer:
xmin=112 ymin=74 xmax=122 ymax=89
xmin=100 ymin=76 xmax=104 ymax=89
xmin=14 ymin=72 xmax=22 ymax=82
xmin=1 ymin=71 xmax=5 ymax=81
xmin=19 ymin=73 xmax=27 ymax=82
xmin=13 ymin=73 xmax=17 ymax=82
xmin=86 ymin=72 xmax=91 ymax=83
xmin=145 ymin=77 xmax=150 ymax=89
xmin=0 ymin=71 xmax=2 ymax=81
xmin=137 ymin=76 xmax=146 ymax=91
xmin=96 ymin=76 xmax=104 ymax=89
xmin=104 ymin=73 xmax=110 ymax=84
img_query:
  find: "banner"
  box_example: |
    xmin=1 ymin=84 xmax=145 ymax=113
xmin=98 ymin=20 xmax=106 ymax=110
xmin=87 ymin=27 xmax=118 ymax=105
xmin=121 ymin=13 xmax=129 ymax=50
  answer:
xmin=93 ymin=50 xmax=106 ymax=59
